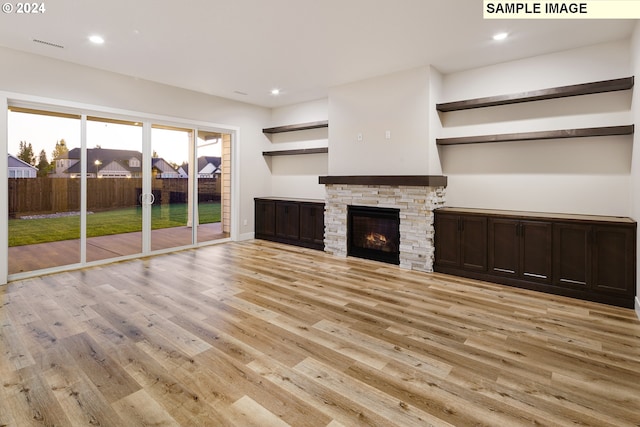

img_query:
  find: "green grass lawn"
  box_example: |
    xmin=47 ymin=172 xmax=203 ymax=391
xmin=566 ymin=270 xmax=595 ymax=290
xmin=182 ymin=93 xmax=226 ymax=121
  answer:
xmin=9 ymin=202 xmax=221 ymax=247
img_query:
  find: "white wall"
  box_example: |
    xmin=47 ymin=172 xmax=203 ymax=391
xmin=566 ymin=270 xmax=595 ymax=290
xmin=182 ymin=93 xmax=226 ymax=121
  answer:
xmin=270 ymin=98 xmax=328 ymax=128
xmin=265 ymin=99 xmax=328 ymax=200
xmin=438 ymin=40 xmax=633 ymax=216
xmin=0 ymin=45 xmax=272 ymax=242
xmin=428 ymin=66 xmax=444 ymax=176
xmin=328 ymin=67 xmax=431 ymax=176
xmin=630 ymin=24 xmax=640 ymax=318
xmin=441 ymin=40 xmax=631 ymax=101
xmin=269 ymin=152 xmax=328 ymax=200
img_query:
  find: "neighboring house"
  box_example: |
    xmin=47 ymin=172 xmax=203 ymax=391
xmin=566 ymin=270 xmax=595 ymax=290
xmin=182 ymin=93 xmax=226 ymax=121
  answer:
xmin=8 ymin=154 xmax=37 ymax=178
xmin=178 ymin=156 xmax=221 ymax=178
xmin=152 ymin=158 xmax=180 ymax=178
xmin=52 ymin=147 xmax=178 ymax=178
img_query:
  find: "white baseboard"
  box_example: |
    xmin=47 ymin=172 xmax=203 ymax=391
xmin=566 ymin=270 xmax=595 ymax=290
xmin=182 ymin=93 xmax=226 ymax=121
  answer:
xmin=238 ymin=232 xmax=255 ymax=241
xmin=636 ymin=296 xmax=640 ymax=321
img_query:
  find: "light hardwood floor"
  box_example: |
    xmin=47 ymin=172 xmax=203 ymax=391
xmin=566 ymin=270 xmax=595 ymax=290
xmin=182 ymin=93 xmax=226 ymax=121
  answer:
xmin=1 ymin=240 xmax=639 ymax=426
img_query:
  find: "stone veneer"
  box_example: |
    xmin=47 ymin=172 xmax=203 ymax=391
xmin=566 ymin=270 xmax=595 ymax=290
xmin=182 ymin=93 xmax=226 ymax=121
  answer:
xmin=324 ymin=184 xmax=446 ymax=272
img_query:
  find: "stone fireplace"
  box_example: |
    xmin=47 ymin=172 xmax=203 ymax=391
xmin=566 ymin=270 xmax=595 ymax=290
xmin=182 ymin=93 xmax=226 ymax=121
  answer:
xmin=320 ymin=175 xmax=447 ymax=272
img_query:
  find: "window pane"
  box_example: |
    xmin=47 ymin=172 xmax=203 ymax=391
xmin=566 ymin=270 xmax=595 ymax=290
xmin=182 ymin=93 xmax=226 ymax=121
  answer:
xmin=150 ymin=125 xmax=192 ymax=251
xmin=197 ymin=131 xmax=228 ymax=242
xmin=7 ymin=109 xmax=81 ymax=274
xmin=86 ymin=117 xmax=143 ymax=262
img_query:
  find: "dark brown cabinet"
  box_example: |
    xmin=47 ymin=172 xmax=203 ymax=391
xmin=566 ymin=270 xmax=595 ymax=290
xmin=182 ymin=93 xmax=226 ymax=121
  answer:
xmin=255 ymin=198 xmax=324 ymax=250
xmin=488 ymin=218 xmax=552 ymax=284
xmin=553 ymin=223 xmax=591 ymax=290
xmin=299 ymin=203 xmax=325 ymax=248
xmin=435 ymin=208 xmax=636 ymax=308
xmin=435 ymin=213 xmax=486 ymax=272
xmin=255 ymin=199 xmax=276 ymax=237
xmin=553 ymin=224 xmax=635 ymax=297
xmin=592 ymin=226 xmax=635 ymax=296
xmin=275 ymin=201 xmax=300 ymax=241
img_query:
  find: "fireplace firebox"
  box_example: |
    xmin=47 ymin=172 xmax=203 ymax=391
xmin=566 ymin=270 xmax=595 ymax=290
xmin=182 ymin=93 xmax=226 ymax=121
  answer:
xmin=347 ymin=205 xmax=400 ymax=265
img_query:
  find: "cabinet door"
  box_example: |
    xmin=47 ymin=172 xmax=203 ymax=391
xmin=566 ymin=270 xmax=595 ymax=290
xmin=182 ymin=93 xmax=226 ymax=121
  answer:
xmin=592 ymin=226 xmax=635 ymax=296
xmin=488 ymin=218 xmax=519 ymax=277
xmin=460 ymin=215 xmax=487 ymax=271
xmin=300 ymin=203 xmax=324 ymax=247
xmin=434 ymin=213 xmax=461 ymax=268
xmin=520 ymin=221 xmax=552 ymax=284
xmin=255 ymin=199 xmax=275 ymax=237
xmin=553 ymin=223 xmax=590 ymax=289
xmin=275 ymin=202 xmax=300 ymax=240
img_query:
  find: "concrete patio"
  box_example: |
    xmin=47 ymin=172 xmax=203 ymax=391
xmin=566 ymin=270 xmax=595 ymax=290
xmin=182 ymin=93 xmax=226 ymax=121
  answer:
xmin=8 ymin=222 xmax=227 ymax=275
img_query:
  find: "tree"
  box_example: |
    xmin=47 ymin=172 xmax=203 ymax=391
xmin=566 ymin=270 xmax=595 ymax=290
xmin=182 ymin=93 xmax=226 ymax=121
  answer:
xmin=36 ymin=149 xmax=51 ymax=177
xmin=51 ymin=139 xmax=69 ymax=160
xmin=17 ymin=141 xmax=36 ymax=165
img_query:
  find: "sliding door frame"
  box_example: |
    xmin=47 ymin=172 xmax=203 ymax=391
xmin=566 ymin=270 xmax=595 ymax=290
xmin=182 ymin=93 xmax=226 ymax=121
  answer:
xmin=1 ymin=92 xmax=239 ymax=285
xmin=0 ymin=94 xmax=7 ymax=285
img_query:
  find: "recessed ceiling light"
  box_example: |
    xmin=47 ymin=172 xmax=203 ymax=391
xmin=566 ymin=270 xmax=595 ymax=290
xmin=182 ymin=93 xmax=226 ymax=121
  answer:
xmin=493 ymin=32 xmax=508 ymax=41
xmin=271 ymin=88 xmax=280 ymax=95
xmin=89 ymin=35 xmax=105 ymax=44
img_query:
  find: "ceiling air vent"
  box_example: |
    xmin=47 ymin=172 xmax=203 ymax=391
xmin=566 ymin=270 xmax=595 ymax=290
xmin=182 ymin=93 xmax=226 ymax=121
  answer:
xmin=33 ymin=39 xmax=64 ymax=49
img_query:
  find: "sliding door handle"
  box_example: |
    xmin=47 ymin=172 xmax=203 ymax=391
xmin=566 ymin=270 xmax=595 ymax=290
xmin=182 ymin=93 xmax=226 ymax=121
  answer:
xmin=141 ymin=193 xmax=155 ymax=205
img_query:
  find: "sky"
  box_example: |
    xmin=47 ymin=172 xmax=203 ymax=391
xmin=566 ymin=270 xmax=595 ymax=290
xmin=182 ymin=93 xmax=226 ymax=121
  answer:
xmin=7 ymin=111 xmax=221 ymax=167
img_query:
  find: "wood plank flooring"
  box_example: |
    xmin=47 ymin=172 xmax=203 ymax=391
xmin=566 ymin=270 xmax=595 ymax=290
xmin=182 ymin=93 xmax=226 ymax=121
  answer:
xmin=1 ymin=240 xmax=639 ymax=426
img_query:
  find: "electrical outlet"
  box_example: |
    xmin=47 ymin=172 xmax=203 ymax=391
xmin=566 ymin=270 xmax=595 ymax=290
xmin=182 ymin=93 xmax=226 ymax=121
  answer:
xmin=243 ymin=219 xmax=248 ymax=226
xmin=385 ymin=130 xmax=391 ymax=140
xmin=357 ymin=132 xmax=363 ymax=142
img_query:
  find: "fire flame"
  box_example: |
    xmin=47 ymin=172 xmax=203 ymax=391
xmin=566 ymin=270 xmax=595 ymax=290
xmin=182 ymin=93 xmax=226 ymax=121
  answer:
xmin=366 ymin=232 xmax=388 ymax=246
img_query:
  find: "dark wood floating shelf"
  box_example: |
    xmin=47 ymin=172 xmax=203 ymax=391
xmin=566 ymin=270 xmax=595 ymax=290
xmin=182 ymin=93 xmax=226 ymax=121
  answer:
xmin=319 ymin=175 xmax=448 ymax=187
xmin=436 ymin=76 xmax=634 ymax=112
xmin=262 ymin=147 xmax=328 ymax=156
xmin=262 ymin=120 xmax=329 ymax=134
xmin=436 ymin=125 xmax=634 ymax=146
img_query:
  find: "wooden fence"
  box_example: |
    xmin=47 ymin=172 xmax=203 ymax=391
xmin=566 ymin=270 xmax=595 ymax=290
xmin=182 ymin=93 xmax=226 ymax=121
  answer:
xmin=8 ymin=177 xmax=220 ymax=217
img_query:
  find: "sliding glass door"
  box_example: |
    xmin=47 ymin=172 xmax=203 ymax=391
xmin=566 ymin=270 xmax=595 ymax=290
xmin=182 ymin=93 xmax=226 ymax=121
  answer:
xmin=6 ymin=104 xmax=233 ymax=278
xmin=150 ymin=125 xmax=193 ymax=251
xmin=196 ymin=130 xmax=229 ymax=243
xmin=149 ymin=127 xmax=230 ymax=249
xmin=7 ymin=108 xmax=81 ymax=274
xmin=85 ymin=117 xmax=144 ymax=262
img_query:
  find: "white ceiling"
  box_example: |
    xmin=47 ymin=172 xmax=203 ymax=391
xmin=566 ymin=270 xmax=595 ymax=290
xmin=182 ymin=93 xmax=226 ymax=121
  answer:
xmin=0 ymin=0 xmax=635 ymax=108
